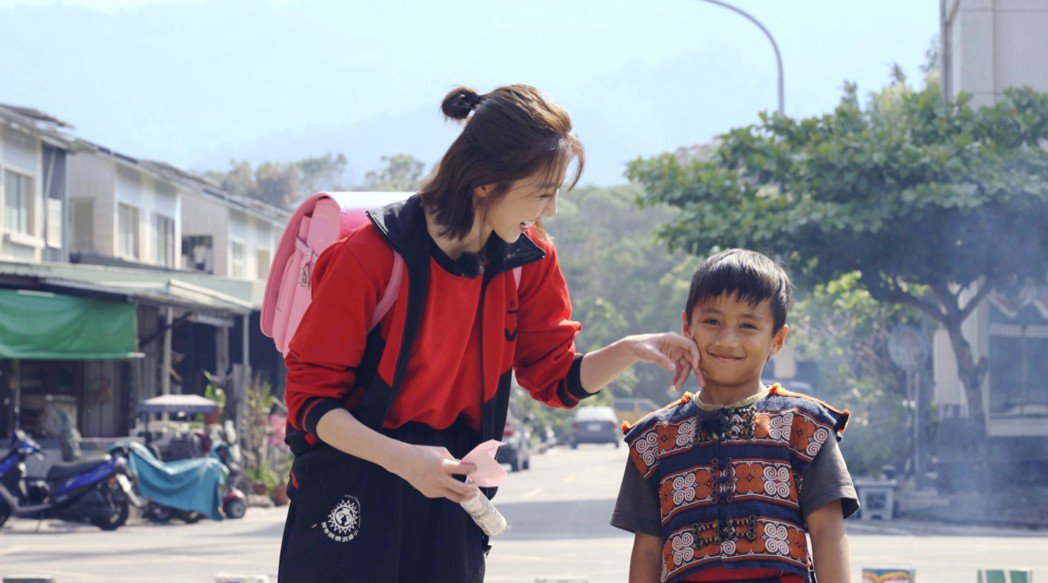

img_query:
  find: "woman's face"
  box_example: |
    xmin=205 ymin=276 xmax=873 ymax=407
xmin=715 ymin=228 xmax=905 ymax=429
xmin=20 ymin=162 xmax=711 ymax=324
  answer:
xmin=479 ymin=168 xmax=565 ymax=244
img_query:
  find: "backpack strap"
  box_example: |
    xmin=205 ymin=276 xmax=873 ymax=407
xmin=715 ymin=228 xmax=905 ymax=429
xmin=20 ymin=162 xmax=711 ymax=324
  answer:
xmin=368 ymin=253 xmax=405 ymax=332
xmin=368 ymin=258 xmax=521 ymax=333
xmin=356 ymin=257 xmax=524 ymax=430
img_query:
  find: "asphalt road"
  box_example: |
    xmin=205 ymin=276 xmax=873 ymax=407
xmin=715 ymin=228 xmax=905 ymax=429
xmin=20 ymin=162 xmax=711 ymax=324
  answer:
xmin=2 ymin=444 xmax=1048 ymax=582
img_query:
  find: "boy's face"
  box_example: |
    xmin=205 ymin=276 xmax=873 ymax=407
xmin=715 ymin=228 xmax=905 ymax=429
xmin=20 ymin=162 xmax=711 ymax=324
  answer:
xmin=682 ymin=293 xmax=788 ymax=394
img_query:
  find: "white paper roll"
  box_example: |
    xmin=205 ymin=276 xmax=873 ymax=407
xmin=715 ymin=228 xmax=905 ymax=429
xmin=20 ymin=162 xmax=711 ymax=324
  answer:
xmin=460 ymin=491 xmax=507 ymax=536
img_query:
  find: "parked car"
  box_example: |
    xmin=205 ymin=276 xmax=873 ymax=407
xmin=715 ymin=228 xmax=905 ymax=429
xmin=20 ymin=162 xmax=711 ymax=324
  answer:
xmin=496 ymin=413 xmax=532 ymax=472
xmin=612 ymin=397 xmax=660 ymax=426
xmin=569 ymin=406 xmax=620 ymax=448
xmin=534 ymin=424 xmax=557 ymax=454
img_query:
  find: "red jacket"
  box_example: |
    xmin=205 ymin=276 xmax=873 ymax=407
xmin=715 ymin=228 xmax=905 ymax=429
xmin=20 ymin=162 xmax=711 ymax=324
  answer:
xmin=285 ymin=196 xmax=591 ymax=446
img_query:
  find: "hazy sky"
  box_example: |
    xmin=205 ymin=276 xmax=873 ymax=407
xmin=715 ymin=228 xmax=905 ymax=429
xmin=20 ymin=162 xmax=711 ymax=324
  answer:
xmin=0 ymin=0 xmax=940 ymax=186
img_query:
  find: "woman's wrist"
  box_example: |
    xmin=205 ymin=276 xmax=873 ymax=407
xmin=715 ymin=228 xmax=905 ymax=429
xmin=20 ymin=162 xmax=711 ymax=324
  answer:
xmin=580 ymin=338 xmax=642 ymax=394
xmin=316 ymin=407 xmax=409 ymax=476
xmin=377 ymin=439 xmax=410 ymax=476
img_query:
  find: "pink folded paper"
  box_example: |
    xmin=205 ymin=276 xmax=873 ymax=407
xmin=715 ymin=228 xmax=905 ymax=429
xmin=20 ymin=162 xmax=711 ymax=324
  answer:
xmin=462 ymin=439 xmax=507 ymax=488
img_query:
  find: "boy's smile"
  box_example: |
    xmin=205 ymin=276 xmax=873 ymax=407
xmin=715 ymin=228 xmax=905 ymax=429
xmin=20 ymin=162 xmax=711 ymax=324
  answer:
xmin=682 ymin=293 xmax=788 ymax=405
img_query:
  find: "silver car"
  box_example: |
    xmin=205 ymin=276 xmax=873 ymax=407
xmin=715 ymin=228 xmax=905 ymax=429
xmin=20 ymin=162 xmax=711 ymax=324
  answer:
xmin=569 ymin=406 xmax=621 ymax=448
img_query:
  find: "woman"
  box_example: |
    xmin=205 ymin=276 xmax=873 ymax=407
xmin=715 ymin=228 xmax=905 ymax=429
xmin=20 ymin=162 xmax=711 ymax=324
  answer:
xmin=278 ymin=84 xmax=699 ymax=582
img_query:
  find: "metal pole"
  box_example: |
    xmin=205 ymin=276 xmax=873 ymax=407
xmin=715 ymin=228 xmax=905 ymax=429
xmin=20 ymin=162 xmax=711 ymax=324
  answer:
xmin=161 ymin=307 xmax=173 ymax=423
xmin=239 ymin=313 xmax=251 ymax=436
xmin=914 ymin=369 xmax=922 ymax=485
xmin=697 ymin=0 xmax=785 ymax=116
xmin=12 ymin=360 xmax=21 ymax=430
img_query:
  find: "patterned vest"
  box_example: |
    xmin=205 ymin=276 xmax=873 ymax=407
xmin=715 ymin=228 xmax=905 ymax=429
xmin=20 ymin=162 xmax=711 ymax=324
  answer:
xmin=623 ymin=385 xmax=848 ymax=583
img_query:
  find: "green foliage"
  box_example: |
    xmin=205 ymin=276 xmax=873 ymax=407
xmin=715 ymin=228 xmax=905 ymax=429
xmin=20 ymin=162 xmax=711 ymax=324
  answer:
xmin=204 ymin=383 xmax=226 ymax=410
xmin=792 ymin=272 xmax=922 ymax=476
xmin=205 ymin=153 xmax=428 ymax=209
xmin=241 ymin=378 xmax=280 ymax=491
xmin=546 ymin=184 xmax=695 ymax=405
xmin=629 ymin=75 xmax=1048 ymax=420
xmin=204 ymin=153 xmax=349 ymax=209
xmin=245 ymin=456 xmax=279 ymax=493
xmin=356 ymin=154 xmax=427 ymax=192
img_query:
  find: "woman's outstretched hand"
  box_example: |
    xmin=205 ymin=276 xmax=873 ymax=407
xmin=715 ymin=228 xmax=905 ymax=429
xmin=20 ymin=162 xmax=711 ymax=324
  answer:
xmin=389 ymin=444 xmax=478 ymax=503
xmin=623 ymin=333 xmax=703 ymax=391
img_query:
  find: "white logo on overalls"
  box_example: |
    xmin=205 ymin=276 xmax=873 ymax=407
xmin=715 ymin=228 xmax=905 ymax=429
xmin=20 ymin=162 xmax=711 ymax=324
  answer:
xmin=321 ymin=495 xmax=361 ymax=543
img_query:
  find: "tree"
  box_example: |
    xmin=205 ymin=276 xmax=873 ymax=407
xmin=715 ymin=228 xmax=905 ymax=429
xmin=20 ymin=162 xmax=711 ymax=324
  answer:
xmin=791 ymin=272 xmax=922 ymax=477
xmin=514 ymin=184 xmax=696 ymax=439
xmin=546 ymin=184 xmax=695 ymax=404
xmin=204 ymin=153 xmax=349 ymax=210
xmin=299 ymin=153 xmax=349 ymax=198
xmin=628 ymin=73 xmax=1048 ymax=429
xmin=357 ymin=154 xmax=427 ymax=192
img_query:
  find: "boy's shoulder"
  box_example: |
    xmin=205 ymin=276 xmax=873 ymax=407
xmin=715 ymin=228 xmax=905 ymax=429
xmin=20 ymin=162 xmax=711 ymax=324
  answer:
xmin=621 ymin=393 xmax=698 ymax=440
xmin=765 ymin=384 xmax=847 ymax=415
xmin=764 ymin=384 xmax=850 ymax=437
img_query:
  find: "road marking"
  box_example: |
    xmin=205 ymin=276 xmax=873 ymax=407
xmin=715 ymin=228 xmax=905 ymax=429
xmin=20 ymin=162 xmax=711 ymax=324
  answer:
xmin=562 ymin=474 xmax=576 ymax=483
xmin=521 ymin=487 xmax=543 ymax=499
xmin=0 ymin=545 xmax=28 ymax=555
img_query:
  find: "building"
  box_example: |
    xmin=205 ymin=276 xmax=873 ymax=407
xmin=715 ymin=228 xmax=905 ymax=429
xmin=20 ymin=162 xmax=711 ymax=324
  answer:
xmin=0 ymin=103 xmax=288 ymax=442
xmin=936 ymin=0 xmax=1048 ymax=476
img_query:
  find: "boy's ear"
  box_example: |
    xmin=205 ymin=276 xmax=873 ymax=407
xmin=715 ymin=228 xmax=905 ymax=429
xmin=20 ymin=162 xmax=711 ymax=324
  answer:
xmin=769 ymin=324 xmax=789 ymax=356
xmin=681 ymin=310 xmax=691 ymax=336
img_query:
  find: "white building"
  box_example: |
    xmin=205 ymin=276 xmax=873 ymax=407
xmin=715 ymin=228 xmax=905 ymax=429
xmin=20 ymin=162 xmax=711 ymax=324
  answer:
xmin=938 ymin=0 xmax=1048 ymax=442
xmin=0 ymin=103 xmax=288 ymax=440
xmin=0 ymin=104 xmax=82 ymax=264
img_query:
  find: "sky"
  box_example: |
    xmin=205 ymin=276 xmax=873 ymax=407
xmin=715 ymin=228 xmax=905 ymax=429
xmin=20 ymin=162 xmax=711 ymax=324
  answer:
xmin=0 ymin=0 xmax=941 ymax=186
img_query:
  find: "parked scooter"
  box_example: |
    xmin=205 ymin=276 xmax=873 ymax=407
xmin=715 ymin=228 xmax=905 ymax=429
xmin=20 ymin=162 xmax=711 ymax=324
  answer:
xmin=209 ymin=440 xmax=248 ymax=519
xmin=110 ymin=439 xmax=247 ymax=522
xmin=0 ymin=430 xmax=139 ymax=531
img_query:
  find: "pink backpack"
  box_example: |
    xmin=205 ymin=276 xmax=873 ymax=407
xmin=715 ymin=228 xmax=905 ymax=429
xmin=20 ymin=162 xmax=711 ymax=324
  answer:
xmin=261 ymin=191 xmax=412 ymax=356
xmin=260 ymin=191 xmax=523 ymax=357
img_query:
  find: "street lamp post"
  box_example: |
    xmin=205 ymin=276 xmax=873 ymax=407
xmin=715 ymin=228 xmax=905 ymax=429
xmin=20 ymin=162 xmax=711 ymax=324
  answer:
xmin=696 ymin=0 xmax=784 ymax=116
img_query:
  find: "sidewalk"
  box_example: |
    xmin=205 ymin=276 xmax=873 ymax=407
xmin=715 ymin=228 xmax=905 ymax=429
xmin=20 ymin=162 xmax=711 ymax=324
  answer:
xmin=894 ymin=486 xmax=1048 ymax=530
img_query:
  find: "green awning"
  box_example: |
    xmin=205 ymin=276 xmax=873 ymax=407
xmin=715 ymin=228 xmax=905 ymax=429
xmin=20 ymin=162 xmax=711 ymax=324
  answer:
xmin=0 ymin=289 xmax=141 ymax=360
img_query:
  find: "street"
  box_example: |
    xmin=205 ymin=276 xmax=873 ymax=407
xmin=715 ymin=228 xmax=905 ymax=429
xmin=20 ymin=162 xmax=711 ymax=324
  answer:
xmin=2 ymin=445 xmax=1048 ymax=582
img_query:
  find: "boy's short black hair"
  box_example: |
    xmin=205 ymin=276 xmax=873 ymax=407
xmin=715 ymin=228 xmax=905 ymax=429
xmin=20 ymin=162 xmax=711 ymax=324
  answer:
xmin=684 ymin=249 xmax=794 ymax=333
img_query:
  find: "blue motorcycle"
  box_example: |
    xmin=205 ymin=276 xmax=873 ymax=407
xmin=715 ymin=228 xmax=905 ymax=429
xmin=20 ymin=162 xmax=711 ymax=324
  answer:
xmin=0 ymin=429 xmax=139 ymax=530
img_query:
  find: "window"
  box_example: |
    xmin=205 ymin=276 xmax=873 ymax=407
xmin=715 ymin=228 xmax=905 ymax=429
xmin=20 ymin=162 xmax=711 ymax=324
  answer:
xmin=182 ymin=235 xmax=214 ymax=273
xmin=256 ymin=248 xmax=271 ymax=281
xmin=988 ymin=291 xmax=1048 ymax=414
xmin=153 ymin=214 xmax=175 ymax=268
xmin=46 ymin=199 xmax=63 ymax=248
xmin=3 ymin=169 xmax=33 ymax=235
xmin=71 ymin=199 xmax=95 ymax=252
xmin=117 ymin=203 xmax=140 ymax=260
xmin=230 ymin=240 xmax=246 ymax=279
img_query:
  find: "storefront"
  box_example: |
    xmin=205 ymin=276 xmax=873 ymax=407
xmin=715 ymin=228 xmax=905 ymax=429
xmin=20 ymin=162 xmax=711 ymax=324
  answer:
xmin=0 ymin=261 xmax=283 ymax=441
xmin=0 ymin=288 xmax=140 ymax=437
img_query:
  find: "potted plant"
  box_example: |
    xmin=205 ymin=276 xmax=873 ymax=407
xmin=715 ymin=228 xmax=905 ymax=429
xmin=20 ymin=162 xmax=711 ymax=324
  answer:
xmin=203 ymin=382 xmax=227 ymax=426
xmin=246 ymin=458 xmax=279 ymax=496
xmin=271 ymin=456 xmax=292 ymax=506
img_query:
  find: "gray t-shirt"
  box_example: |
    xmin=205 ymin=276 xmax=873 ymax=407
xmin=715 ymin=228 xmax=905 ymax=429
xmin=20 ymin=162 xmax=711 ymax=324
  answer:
xmin=611 ymin=435 xmax=859 ymax=536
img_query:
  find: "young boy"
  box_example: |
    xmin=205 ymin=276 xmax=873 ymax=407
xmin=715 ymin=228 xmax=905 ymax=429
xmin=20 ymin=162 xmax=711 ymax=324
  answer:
xmin=612 ymin=249 xmax=858 ymax=583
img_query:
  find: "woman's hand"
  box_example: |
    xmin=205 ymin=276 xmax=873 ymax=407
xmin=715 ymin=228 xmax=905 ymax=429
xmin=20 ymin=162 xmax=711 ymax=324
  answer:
xmin=581 ymin=332 xmax=703 ymax=394
xmin=623 ymin=333 xmax=703 ymax=390
xmin=387 ymin=444 xmax=479 ymax=503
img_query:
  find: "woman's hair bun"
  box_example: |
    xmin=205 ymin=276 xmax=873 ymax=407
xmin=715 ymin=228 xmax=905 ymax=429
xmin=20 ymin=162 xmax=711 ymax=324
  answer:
xmin=441 ymin=86 xmax=483 ymax=121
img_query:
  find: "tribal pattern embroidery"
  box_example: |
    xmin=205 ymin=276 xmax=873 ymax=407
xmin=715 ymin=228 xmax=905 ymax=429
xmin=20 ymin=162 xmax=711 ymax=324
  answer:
xmin=658 ymin=459 xmax=799 ymax=523
xmin=662 ymin=517 xmax=808 ymax=580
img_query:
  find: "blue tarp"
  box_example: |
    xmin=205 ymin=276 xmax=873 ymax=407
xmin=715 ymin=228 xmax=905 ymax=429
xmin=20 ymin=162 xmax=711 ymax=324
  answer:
xmin=118 ymin=441 xmax=227 ymax=520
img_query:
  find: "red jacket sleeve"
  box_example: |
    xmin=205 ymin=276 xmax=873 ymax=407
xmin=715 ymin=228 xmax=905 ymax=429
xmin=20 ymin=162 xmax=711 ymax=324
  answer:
xmin=513 ymin=239 xmax=591 ymax=408
xmin=284 ymin=233 xmax=390 ymax=437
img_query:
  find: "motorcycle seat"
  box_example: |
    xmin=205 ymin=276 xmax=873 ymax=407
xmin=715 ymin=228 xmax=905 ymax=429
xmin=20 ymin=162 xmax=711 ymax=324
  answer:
xmin=47 ymin=455 xmax=112 ymax=481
